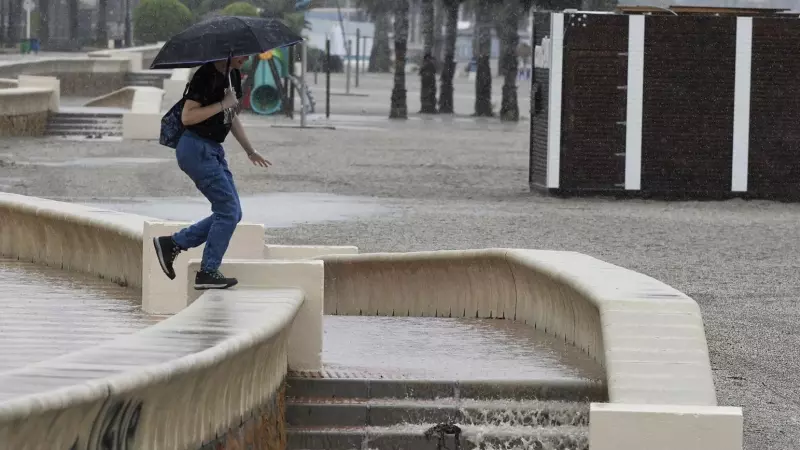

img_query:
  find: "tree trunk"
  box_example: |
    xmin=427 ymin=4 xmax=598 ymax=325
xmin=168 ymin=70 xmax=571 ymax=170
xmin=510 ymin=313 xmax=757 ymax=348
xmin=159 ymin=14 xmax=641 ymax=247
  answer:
xmin=96 ymin=0 xmax=107 ymax=45
xmin=473 ymin=0 xmax=493 ymax=117
xmin=432 ymin=0 xmax=445 ymax=64
xmin=0 ymin=0 xmax=11 ymax=43
xmin=38 ymin=0 xmax=49 ymax=45
xmin=7 ymin=0 xmax=18 ymax=41
xmin=419 ymin=0 xmax=437 ymax=114
xmin=499 ymin=0 xmax=520 ymax=121
xmin=390 ymin=0 xmax=409 ymax=119
xmin=495 ymin=16 xmax=505 ymax=77
xmin=437 ymin=0 xmax=458 ymax=114
xmin=68 ymin=0 xmax=78 ymax=43
xmin=368 ymin=13 xmax=391 ymax=73
xmin=1 ymin=0 xmax=6 ymax=43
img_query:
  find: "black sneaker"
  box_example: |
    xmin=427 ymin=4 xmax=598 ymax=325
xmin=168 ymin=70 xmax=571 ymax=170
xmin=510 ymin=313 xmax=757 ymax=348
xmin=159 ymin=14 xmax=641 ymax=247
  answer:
xmin=194 ymin=270 xmax=238 ymax=290
xmin=153 ymin=236 xmax=181 ymax=280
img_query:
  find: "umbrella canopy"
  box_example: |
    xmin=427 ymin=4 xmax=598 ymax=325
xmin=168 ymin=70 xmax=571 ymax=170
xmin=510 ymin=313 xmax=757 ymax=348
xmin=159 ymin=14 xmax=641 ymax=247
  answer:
xmin=149 ymin=16 xmax=303 ymax=69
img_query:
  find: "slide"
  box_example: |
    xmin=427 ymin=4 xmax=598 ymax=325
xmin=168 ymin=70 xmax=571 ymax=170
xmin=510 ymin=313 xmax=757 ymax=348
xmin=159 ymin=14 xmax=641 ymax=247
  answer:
xmin=247 ymin=49 xmax=288 ymax=115
xmin=241 ymin=48 xmax=316 ymax=116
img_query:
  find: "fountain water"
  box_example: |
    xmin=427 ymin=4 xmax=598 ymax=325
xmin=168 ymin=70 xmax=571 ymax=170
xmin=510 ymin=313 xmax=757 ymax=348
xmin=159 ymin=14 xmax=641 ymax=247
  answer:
xmin=286 ymin=316 xmax=606 ymax=450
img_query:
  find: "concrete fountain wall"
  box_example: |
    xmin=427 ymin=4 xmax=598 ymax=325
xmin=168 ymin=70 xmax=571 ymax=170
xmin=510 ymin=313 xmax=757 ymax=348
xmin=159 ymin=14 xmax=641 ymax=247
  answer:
xmin=0 ymin=43 xmax=182 ymax=139
xmin=0 ymin=192 xmax=324 ymax=449
xmin=320 ymin=251 xmax=744 ymax=450
xmin=0 ymin=192 xmax=743 ymax=450
xmin=0 ymin=75 xmax=60 ymax=136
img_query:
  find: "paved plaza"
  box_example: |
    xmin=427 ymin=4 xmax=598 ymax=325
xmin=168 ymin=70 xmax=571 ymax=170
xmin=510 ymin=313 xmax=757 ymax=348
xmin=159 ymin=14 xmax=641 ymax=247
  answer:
xmin=0 ymin=75 xmax=795 ymax=449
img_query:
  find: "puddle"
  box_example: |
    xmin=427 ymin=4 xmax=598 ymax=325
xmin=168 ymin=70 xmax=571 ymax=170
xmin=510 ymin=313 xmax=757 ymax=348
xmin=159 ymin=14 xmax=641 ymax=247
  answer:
xmin=322 ymin=316 xmax=605 ymax=381
xmin=0 ymin=258 xmax=159 ymax=373
xmin=18 ymin=157 xmax=170 ymax=167
xmin=80 ymin=192 xmax=390 ymax=228
xmin=0 ymin=177 xmax=24 ymax=189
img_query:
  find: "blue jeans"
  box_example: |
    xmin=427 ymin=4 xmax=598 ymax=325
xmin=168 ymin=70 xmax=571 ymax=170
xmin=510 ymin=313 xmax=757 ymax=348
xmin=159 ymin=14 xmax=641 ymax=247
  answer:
xmin=171 ymin=131 xmax=242 ymax=272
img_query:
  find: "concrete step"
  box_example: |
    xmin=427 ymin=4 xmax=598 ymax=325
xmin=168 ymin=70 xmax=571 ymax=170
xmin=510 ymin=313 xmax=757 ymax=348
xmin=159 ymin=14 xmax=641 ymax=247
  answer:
xmin=287 ymin=423 xmax=588 ymax=450
xmin=45 ymin=131 xmax=123 ymax=138
xmin=50 ymin=113 xmax=123 ymax=121
xmin=287 ymin=397 xmax=589 ymax=428
xmin=286 ymin=376 xmax=606 ymax=403
xmin=48 ymin=120 xmax=123 ymax=127
xmin=47 ymin=120 xmax=122 ymax=127
xmin=46 ymin=113 xmax=123 ymax=137
xmin=125 ymin=72 xmax=170 ymax=88
xmin=47 ymin=127 xmax=121 ymax=133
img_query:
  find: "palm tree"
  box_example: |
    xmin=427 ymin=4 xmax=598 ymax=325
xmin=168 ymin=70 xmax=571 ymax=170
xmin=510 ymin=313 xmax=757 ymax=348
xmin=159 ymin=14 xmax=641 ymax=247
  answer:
xmin=356 ymin=0 xmax=391 ymax=73
xmin=390 ymin=0 xmax=409 ymax=119
xmin=437 ymin=0 xmax=459 ymax=114
xmin=498 ymin=0 xmax=532 ymax=122
xmin=432 ymin=0 xmax=444 ymax=62
xmin=68 ymin=0 xmax=78 ymax=44
xmin=472 ymin=0 xmax=493 ymax=117
xmin=38 ymin=0 xmax=52 ymax=46
xmin=97 ymin=0 xmax=108 ymax=46
xmin=418 ymin=0 xmax=436 ymax=113
xmin=5 ymin=0 xmax=20 ymax=42
xmin=258 ymin=0 xmax=310 ymax=34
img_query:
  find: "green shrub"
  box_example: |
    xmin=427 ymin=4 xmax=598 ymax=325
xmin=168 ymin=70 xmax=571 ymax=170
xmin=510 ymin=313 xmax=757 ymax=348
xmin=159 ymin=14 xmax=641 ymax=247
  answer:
xmin=222 ymin=1 xmax=259 ymax=16
xmin=305 ymin=46 xmax=342 ymax=73
xmin=133 ymin=0 xmax=193 ymax=44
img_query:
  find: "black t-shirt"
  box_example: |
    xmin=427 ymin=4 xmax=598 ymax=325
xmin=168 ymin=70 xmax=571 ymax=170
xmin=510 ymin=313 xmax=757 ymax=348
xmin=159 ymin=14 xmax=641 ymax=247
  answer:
xmin=184 ymin=62 xmax=243 ymax=143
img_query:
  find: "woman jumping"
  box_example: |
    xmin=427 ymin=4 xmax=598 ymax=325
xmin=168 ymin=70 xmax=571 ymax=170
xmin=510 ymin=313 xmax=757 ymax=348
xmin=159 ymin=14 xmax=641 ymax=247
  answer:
xmin=153 ymin=55 xmax=270 ymax=290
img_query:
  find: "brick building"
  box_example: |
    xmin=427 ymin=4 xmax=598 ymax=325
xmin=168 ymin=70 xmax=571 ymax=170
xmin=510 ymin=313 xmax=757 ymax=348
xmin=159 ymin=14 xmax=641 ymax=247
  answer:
xmin=530 ymin=6 xmax=800 ymax=200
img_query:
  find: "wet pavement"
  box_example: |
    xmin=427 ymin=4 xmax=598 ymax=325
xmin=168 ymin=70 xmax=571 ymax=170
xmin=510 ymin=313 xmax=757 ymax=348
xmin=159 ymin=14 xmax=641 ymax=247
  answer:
xmin=79 ymin=193 xmax=391 ymax=228
xmin=316 ymin=316 xmax=605 ymax=382
xmin=0 ymin=258 xmax=162 ymax=373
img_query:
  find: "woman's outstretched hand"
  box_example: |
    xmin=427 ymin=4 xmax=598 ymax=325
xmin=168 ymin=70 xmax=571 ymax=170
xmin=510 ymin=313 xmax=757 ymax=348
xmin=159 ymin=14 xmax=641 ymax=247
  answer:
xmin=248 ymin=150 xmax=271 ymax=168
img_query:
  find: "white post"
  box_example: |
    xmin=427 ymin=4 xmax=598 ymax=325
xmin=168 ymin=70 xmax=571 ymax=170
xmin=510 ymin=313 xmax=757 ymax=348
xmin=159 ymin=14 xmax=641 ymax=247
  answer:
xmin=300 ymin=40 xmax=307 ymax=128
xmin=731 ymin=17 xmax=753 ymax=193
xmin=345 ymin=40 xmax=351 ymax=94
xmin=22 ymin=0 xmax=34 ymax=41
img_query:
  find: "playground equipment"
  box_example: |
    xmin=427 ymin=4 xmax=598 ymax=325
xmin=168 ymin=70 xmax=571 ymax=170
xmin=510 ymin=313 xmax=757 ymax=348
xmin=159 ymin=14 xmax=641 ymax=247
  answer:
xmin=243 ymin=45 xmax=315 ymax=117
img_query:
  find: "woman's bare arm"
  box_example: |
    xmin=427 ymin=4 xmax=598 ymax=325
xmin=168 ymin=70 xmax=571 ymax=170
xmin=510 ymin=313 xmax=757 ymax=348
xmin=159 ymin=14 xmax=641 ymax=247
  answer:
xmin=181 ymin=99 xmax=224 ymax=126
xmin=231 ymin=115 xmax=255 ymax=154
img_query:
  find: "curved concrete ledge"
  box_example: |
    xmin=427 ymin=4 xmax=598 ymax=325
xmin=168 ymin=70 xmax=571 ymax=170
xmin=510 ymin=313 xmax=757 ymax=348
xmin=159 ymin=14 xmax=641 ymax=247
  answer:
xmin=84 ymin=86 xmax=137 ymax=108
xmin=0 ymin=193 xmax=154 ymax=288
xmin=320 ymin=249 xmax=716 ymax=407
xmin=0 ymin=195 xmax=267 ymax=301
xmin=0 ymin=76 xmax=60 ymax=136
xmin=89 ymin=43 xmax=164 ymax=71
xmin=0 ymin=287 xmax=303 ymax=448
xmin=187 ymin=259 xmax=325 ymax=371
xmin=0 ymin=58 xmax=132 ymax=96
xmin=123 ymin=87 xmax=166 ymax=140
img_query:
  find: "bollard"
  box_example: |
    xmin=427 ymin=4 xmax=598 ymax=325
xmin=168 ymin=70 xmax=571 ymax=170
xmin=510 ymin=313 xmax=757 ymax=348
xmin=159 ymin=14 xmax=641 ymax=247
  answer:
xmin=355 ymin=29 xmax=360 ymax=88
xmin=325 ymin=38 xmax=331 ymax=118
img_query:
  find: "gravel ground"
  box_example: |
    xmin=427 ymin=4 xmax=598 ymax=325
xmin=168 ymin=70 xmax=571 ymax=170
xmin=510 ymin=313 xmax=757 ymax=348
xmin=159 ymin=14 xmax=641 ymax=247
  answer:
xmin=1 ymin=104 xmax=798 ymax=449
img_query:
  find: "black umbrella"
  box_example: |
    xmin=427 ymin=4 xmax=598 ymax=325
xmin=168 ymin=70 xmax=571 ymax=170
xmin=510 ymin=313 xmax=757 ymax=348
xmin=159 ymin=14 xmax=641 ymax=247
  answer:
xmin=149 ymin=16 xmax=303 ymax=69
